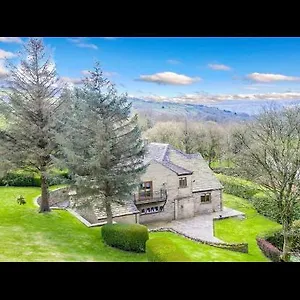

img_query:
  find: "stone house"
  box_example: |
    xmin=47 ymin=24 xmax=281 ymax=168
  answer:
xmin=54 ymin=142 xmax=223 ymax=225
xmin=134 ymin=142 xmax=223 ymax=224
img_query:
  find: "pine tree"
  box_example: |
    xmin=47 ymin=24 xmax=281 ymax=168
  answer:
xmin=0 ymin=38 xmax=65 ymax=212
xmin=58 ymin=63 xmax=146 ymax=224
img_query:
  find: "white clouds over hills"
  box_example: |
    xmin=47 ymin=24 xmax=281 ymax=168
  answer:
xmin=138 ymin=72 xmax=201 ymax=85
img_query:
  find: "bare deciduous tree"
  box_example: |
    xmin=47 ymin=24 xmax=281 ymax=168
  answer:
xmin=234 ymin=106 xmax=300 ymax=261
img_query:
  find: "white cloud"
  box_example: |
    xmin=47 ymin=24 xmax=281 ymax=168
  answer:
xmin=103 ymin=71 xmax=118 ymax=77
xmin=0 ymin=60 xmax=9 ymax=78
xmin=67 ymin=38 xmax=98 ymax=50
xmin=0 ymin=49 xmax=16 ymax=59
xmin=81 ymin=70 xmax=90 ymax=76
xmin=138 ymin=72 xmax=201 ymax=85
xmin=101 ymin=37 xmax=117 ymax=40
xmin=208 ymin=63 xmax=231 ymax=71
xmin=167 ymin=59 xmax=181 ymax=65
xmin=0 ymin=37 xmax=22 ymax=43
xmin=67 ymin=38 xmax=82 ymax=43
xmin=246 ymin=72 xmax=300 ymax=83
xmin=61 ymin=76 xmax=83 ymax=85
xmin=131 ymin=91 xmax=300 ymax=105
xmin=77 ymin=43 xmax=98 ymax=50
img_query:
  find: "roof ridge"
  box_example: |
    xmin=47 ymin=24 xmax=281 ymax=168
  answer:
xmin=168 ymin=144 xmax=201 ymax=159
xmin=162 ymin=144 xmax=170 ymax=161
xmin=159 ymin=160 xmax=193 ymax=175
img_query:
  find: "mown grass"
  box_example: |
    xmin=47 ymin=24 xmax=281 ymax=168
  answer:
xmin=0 ymin=187 xmax=280 ymax=262
xmin=214 ymin=193 xmax=281 ymax=261
xmin=0 ymin=186 xmax=147 ymax=262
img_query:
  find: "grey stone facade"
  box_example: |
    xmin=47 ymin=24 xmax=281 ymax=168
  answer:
xmin=43 ymin=142 xmax=223 ymax=226
xmin=135 ymin=143 xmax=224 ymax=224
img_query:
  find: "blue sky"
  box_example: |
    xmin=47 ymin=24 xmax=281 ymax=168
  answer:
xmin=2 ymin=37 xmax=300 ymax=108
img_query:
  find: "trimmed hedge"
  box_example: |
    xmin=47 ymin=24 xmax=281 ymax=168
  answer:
xmin=250 ymin=192 xmax=281 ymax=223
xmin=216 ymin=173 xmax=300 ymax=223
xmin=146 ymin=237 xmax=191 ymax=262
xmin=256 ymin=237 xmax=282 ymax=262
xmin=215 ymin=173 xmax=262 ymax=201
xmin=101 ymin=223 xmax=149 ymax=253
xmin=257 ymin=227 xmax=300 ymax=259
xmin=0 ymin=170 xmax=71 ymax=187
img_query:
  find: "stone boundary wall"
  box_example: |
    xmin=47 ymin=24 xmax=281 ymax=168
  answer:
xmin=149 ymin=227 xmax=249 ymax=253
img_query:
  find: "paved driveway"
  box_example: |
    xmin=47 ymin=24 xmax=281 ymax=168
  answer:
xmin=146 ymin=207 xmax=245 ymax=243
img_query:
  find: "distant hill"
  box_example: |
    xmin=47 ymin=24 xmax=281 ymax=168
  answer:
xmin=129 ymin=97 xmax=251 ymax=123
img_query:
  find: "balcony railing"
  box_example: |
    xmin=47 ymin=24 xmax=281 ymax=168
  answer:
xmin=134 ymin=189 xmax=167 ymax=205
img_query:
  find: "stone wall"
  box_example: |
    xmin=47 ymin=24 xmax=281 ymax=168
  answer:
xmin=36 ymin=187 xmax=70 ymax=208
xmin=112 ymin=214 xmax=138 ymax=224
xmin=150 ymin=227 xmax=248 ymax=254
xmin=193 ymin=189 xmax=222 ymax=215
xmin=137 ymin=160 xmax=223 ymax=223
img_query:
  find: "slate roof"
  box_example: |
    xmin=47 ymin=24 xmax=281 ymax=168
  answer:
xmin=144 ymin=142 xmax=223 ymax=190
xmin=144 ymin=142 xmax=194 ymax=175
xmin=93 ymin=200 xmax=139 ymax=220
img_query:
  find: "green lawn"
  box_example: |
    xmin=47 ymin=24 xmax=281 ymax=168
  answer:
xmin=214 ymin=193 xmax=281 ymax=261
xmin=210 ymin=160 xmax=234 ymax=168
xmin=0 ymin=187 xmax=280 ymax=262
xmin=0 ymin=186 xmax=147 ymax=262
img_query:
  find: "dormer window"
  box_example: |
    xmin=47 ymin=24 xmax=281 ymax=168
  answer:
xmin=179 ymin=177 xmax=187 ymax=188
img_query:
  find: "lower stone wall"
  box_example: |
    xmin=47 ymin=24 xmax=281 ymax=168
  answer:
xmin=138 ymin=200 xmax=175 ymax=224
xmin=112 ymin=214 xmax=138 ymax=224
xmin=36 ymin=187 xmax=70 ymax=208
xmin=150 ymin=227 xmax=249 ymax=254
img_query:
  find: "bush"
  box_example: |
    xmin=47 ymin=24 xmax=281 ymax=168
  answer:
xmin=146 ymin=237 xmax=191 ymax=262
xmin=293 ymin=220 xmax=300 ymax=229
xmin=216 ymin=174 xmax=300 ymax=223
xmin=0 ymin=170 xmax=71 ymax=187
xmin=256 ymin=237 xmax=282 ymax=262
xmin=259 ymin=227 xmax=300 ymax=254
xmin=101 ymin=223 xmax=149 ymax=253
xmin=250 ymin=192 xmax=281 ymax=223
xmin=212 ymin=167 xmax=239 ymax=177
xmin=215 ymin=174 xmax=262 ymax=201
xmin=0 ymin=172 xmax=39 ymax=187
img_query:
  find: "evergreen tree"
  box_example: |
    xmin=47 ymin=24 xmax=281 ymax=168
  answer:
xmin=0 ymin=38 xmax=65 ymax=212
xmin=58 ymin=63 xmax=146 ymax=224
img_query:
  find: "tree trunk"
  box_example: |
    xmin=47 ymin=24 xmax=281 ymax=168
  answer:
xmin=39 ymin=170 xmax=51 ymax=213
xmin=281 ymin=220 xmax=291 ymax=262
xmin=105 ymin=196 xmax=113 ymax=224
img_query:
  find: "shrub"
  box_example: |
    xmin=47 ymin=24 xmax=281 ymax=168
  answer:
xmin=101 ymin=223 xmax=149 ymax=253
xmin=256 ymin=237 xmax=282 ymax=262
xmin=258 ymin=227 xmax=300 ymax=254
xmin=146 ymin=237 xmax=191 ymax=262
xmin=0 ymin=170 xmax=71 ymax=187
xmin=215 ymin=174 xmax=262 ymax=201
xmin=212 ymin=167 xmax=239 ymax=177
xmin=292 ymin=220 xmax=300 ymax=229
xmin=0 ymin=172 xmax=38 ymax=187
xmin=16 ymin=195 xmax=26 ymax=205
xmin=250 ymin=192 xmax=281 ymax=223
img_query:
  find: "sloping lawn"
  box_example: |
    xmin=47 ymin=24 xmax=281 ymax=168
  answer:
xmin=0 ymin=187 xmax=280 ymax=262
xmin=214 ymin=193 xmax=282 ymax=261
xmin=0 ymin=187 xmax=147 ymax=262
xmin=150 ymin=231 xmax=263 ymax=262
